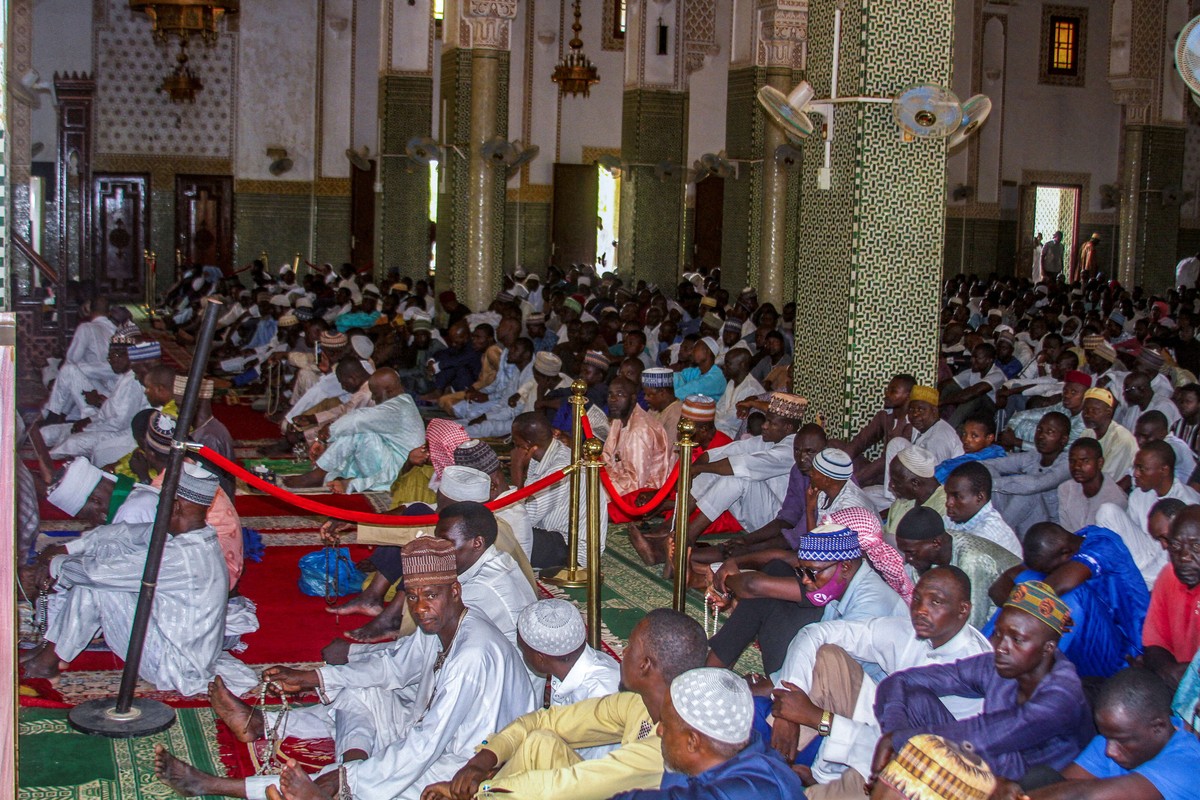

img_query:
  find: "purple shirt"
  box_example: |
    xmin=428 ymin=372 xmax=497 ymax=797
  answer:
xmin=778 ymin=466 xmax=810 ymax=549
xmin=875 ymin=651 xmax=1093 ymax=780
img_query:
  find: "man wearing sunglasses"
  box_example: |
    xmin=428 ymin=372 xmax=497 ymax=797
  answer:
xmin=705 ymin=524 xmax=907 ymax=676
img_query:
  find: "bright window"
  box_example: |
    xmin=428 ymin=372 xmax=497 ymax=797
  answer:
xmin=1050 ymin=17 xmax=1078 ymax=73
xmin=433 ymin=0 xmax=443 ymax=21
xmin=1039 ymin=6 xmax=1086 ymax=86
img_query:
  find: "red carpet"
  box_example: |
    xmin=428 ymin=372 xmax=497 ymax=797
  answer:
xmin=236 ymin=544 xmax=375 ymax=664
xmin=213 ymin=402 xmax=281 ymax=440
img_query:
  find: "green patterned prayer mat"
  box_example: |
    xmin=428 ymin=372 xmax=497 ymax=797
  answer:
xmin=242 ymin=457 xmax=313 ymax=476
xmin=551 ymin=526 xmax=764 ymax=676
xmin=18 ymin=708 xmax=227 ymax=800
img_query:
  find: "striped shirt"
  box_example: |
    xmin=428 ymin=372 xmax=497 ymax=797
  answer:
xmin=524 ymin=437 xmax=608 ymax=566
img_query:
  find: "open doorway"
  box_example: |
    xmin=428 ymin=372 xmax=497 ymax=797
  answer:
xmin=596 ymin=166 xmax=620 ymax=275
xmin=1030 ymin=184 xmax=1080 ymax=279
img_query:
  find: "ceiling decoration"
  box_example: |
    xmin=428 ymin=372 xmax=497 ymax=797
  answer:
xmin=128 ymin=0 xmax=239 ymax=103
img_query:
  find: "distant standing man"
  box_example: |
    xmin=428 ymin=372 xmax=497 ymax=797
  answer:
xmin=1042 ymin=231 xmax=1065 ymax=283
xmin=1076 ymin=233 xmax=1099 ymax=282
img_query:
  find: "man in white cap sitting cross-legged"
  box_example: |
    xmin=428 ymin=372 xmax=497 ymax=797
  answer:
xmin=516 ymin=598 xmax=621 ymax=759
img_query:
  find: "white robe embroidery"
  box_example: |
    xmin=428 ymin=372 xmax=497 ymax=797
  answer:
xmin=45 ymin=522 xmax=256 ymax=697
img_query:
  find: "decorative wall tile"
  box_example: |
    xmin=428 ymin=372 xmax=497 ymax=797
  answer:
xmin=93 ymin=0 xmax=236 ymax=159
xmin=793 ymin=0 xmax=951 ymax=437
xmin=618 ymin=88 xmax=687 ymax=289
xmin=379 ymin=75 xmax=434 ymax=278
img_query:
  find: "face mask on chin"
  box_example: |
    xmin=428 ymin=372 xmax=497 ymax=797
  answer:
xmin=806 ymin=565 xmax=850 ymax=607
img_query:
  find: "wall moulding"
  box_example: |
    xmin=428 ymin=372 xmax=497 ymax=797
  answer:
xmin=235 ymin=178 xmax=352 ymax=196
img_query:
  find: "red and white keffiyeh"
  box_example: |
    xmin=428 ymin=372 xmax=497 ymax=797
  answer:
xmin=823 ymin=506 xmax=914 ymax=605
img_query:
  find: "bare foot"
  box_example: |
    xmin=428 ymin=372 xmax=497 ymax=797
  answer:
xmin=325 ymin=597 xmax=383 ymax=617
xmin=20 ymin=644 xmax=64 ymax=679
xmin=344 ymin=616 xmax=403 ymax=644
xmin=154 ymin=744 xmax=224 ymax=797
xmin=283 ymin=470 xmax=327 ymax=489
xmin=278 ymin=759 xmax=331 ymax=800
xmin=627 ymin=526 xmax=664 ymax=566
xmin=208 ymin=676 xmax=263 ymax=743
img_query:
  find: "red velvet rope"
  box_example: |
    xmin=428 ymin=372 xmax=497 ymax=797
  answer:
xmin=194 ymin=446 xmax=569 ymax=526
xmin=579 ymin=414 xmax=704 ymax=518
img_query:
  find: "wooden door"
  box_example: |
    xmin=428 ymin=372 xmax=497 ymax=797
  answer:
xmin=693 ymin=176 xmax=724 ymax=271
xmin=92 ymin=173 xmax=149 ymax=298
xmin=1016 ymin=184 xmax=1037 ymax=280
xmin=175 ymin=174 xmax=233 ymax=273
xmin=350 ymin=159 xmax=376 ymax=271
xmin=551 ymin=163 xmax=599 ymax=268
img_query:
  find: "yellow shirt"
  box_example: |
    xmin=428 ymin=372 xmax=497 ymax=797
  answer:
xmin=161 ymin=399 xmax=179 ymax=418
xmin=884 ymin=485 xmax=948 ymax=540
xmin=480 ymin=692 xmax=663 ymax=799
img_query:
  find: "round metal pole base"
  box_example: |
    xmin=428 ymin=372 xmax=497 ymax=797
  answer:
xmin=540 ymin=566 xmax=588 ymax=588
xmin=67 ymin=697 xmax=177 ymax=738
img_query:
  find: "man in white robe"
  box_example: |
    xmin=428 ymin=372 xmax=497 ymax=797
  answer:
xmin=517 ymin=598 xmax=621 ymax=759
xmin=466 ymin=351 xmax=571 ymax=439
xmin=334 ymin=491 xmax=537 ymax=649
xmin=153 ymin=537 xmax=538 ymax=800
xmin=38 ymin=340 xmax=155 ymax=467
xmin=284 ymin=366 xmax=424 ymax=493
xmin=21 ymin=464 xmax=255 ymax=696
xmin=282 ymin=331 xmax=353 ymax=428
xmin=43 ymin=299 xmax=123 ymax=422
xmin=633 ymin=393 xmax=808 ymax=574
xmin=714 ymin=346 xmax=765 ymax=439
xmin=769 ymin=568 xmax=991 ymax=798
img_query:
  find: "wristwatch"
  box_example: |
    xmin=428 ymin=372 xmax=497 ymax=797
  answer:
xmin=817 ymin=709 xmax=833 ymax=737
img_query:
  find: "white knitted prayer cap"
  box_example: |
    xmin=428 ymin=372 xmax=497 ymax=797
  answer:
xmin=896 ymin=445 xmax=937 ymax=479
xmin=48 ymin=457 xmax=114 ymax=516
xmin=669 ymin=668 xmax=754 ymax=745
xmin=439 ymin=465 xmax=491 ymax=503
xmin=517 ymin=599 xmax=586 ymax=657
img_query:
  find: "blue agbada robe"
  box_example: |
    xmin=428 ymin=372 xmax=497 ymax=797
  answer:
xmin=983 ymin=525 xmax=1149 ymax=679
xmin=611 ymin=733 xmax=805 ymax=800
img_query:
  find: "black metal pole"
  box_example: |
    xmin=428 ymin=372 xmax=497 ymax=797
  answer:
xmin=69 ymin=299 xmax=223 ymax=737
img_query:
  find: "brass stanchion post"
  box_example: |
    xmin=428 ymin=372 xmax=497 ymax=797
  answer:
xmin=583 ymin=437 xmax=604 ymax=649
xmin=541 ymin=379 xmax=589 ymax=587
xmin=672 ymin=418 xmax=697 ymax=612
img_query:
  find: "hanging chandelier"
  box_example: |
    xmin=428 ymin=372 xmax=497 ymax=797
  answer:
xmin=552 ymin=0 xmax=600 ymax=98
xmin=129 ymin=1 xmax=238 ymax=103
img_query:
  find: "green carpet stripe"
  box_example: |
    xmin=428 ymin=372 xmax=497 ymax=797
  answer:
xmin=18 ymin=708 xmax=226 ymax=800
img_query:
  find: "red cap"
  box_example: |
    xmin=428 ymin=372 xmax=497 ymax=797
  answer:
xmin=1064 ymin=370 xmax=1092 ymax=388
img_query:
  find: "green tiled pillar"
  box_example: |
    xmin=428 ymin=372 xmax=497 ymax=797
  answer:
xmin=618 ymin=89 xmax=688 ymax=289
xmin=437 ymin=2 xmax=513 ymax=309
xmin=793 ymin=0 xmax=952 ymax=436
xmin=722 ymin=66 xmax=803 ymax=300
xmin=1118 ymin=125 xmax=1185 ymax=292
xmin=379 ymin=76 xmax=433 ymax=277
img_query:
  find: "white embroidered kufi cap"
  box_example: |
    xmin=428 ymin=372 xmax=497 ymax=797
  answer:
xmin=517 ymin=599 xmax=586 ymax=656
xmin=669 ymin=667 xmax=754 ymax=745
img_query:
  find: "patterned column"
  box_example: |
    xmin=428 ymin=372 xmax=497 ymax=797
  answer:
xmin=379 ymin=75 xmax=433 ymax=276
xmin=1109 ymin=0 xmax=1188 ymax=291
xmin=722 ymin=2 xmax=805 ymax=304
xmin=793 ymin=0 xmax=952 ymax=436
xmin=1118 ymin=125 xmax=1185 ymax=290
xmin=618 ymin=0 xmax=687 ymax=290
xmin=438 ymin=0 xmax=513 ymax=309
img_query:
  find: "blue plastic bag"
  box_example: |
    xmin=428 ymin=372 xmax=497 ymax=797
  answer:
xmin=298 ymin=547 xmax=364 ymax=599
